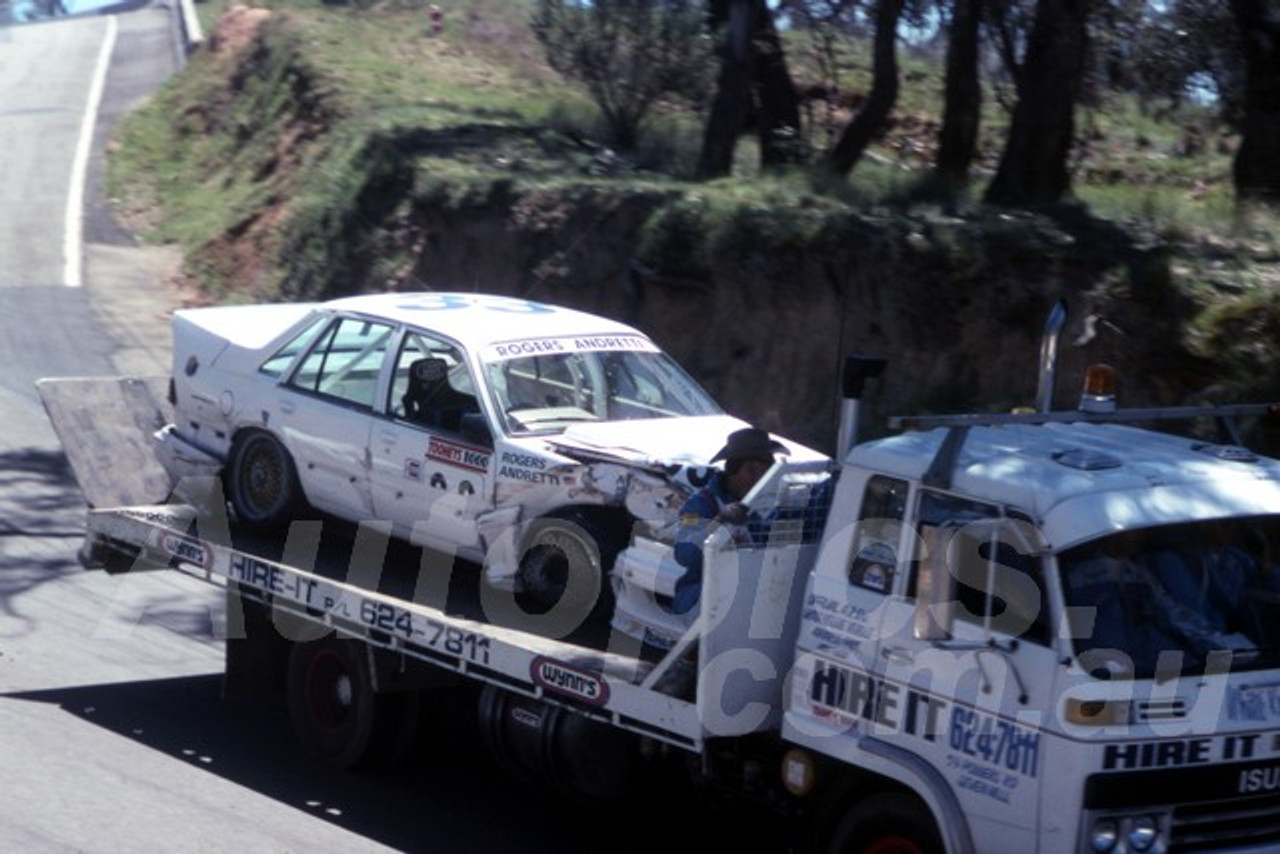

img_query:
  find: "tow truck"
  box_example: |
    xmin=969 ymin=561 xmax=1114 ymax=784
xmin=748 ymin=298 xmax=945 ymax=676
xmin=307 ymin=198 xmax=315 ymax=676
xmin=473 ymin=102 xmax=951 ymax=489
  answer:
xmin=38 ymin=301 xmax=1280 ymax=853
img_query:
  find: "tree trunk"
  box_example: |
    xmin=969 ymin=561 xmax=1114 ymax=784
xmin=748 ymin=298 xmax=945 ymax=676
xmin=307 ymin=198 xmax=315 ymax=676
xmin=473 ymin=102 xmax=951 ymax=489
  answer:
xmin=697 ymin=0 xmax=801 ymax=178
xmin=698 ymin=0 xmax=754 ymax=179
xmin=935 ymin=0 xmax=983 ymax=185
xmin=1230 ymin=0 xmax=1280 ymax=204
xmin=821 ymin=0 xmax=906 ymax=177
xmin=984 ymin=0 xmax=1091 ymax=207
xmin=751 ymin=0 xmax=803 ymax=169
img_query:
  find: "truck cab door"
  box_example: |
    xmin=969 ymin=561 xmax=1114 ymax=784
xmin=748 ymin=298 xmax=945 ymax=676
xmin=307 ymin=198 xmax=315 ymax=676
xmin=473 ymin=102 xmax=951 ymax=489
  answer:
xmin=795 ymin=473 xmax=909 ymax=714
xmin=871 ymin=490 xmax=1053 ymax=845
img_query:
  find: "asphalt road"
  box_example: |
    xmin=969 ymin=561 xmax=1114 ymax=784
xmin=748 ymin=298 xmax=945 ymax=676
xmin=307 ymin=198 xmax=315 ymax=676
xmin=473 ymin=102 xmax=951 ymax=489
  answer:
xmin=0 ymin=9 xmax=403 ymax=852
xmin=0 ymin=7 xmax=788 ymax=852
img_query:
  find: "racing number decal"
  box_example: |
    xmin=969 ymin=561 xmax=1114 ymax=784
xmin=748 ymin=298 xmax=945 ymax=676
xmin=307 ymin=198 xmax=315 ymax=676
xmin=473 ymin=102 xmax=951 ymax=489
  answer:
xmin=394 ymin=294 xmax=556 ymax=315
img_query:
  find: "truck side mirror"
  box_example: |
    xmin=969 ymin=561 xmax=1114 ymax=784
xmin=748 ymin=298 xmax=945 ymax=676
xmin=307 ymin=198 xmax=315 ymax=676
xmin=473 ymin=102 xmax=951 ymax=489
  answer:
xmin=914 ymin=526 xmax=956 ymax=642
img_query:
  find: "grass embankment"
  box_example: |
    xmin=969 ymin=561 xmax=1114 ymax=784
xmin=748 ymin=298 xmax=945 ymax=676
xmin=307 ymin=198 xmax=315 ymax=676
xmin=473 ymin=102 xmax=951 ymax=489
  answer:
xmin=108 ymin=0 xmax=1280 ymax=417
xmin=113 ymin=0 xmax=594 ymax=293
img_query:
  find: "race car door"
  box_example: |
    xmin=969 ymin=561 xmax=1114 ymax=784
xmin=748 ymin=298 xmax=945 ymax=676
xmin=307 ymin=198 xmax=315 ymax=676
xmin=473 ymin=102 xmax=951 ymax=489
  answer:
xmin=275 ymin=315 xmax=392 ymax=520
xmin=370 ymin=330 xmax=493 ymax=554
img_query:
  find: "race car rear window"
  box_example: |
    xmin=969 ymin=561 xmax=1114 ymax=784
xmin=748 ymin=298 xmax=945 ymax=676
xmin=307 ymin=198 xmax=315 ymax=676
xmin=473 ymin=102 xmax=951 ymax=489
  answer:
xmin=259 ymin=315 xmax=330 ymax=379
xmin=288 ymin=317 xmax=395 ymax=409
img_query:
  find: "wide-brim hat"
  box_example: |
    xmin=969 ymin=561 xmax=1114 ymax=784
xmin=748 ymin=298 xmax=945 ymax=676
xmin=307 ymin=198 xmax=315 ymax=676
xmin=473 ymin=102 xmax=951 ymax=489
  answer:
xmin=711 ymin=427 xmax=789 ymax=463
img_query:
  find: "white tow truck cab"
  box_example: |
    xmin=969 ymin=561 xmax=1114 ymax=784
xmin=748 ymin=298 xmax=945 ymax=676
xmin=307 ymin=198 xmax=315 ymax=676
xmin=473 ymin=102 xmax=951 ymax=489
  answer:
xmin=38 ymin=301 xmax=1280 ymax=854
xmin=618 ymin=305 xmax=1280 ymax=852
xmin=784 ymin=397 xmax=1280 ymax=854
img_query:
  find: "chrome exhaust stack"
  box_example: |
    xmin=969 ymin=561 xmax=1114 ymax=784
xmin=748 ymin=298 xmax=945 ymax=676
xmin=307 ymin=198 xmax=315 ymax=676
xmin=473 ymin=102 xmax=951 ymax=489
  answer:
xmin=1036 ymin=300 xmax=1068 ymax=414
xmin=837 ymin=355 xmax=886 ymax=458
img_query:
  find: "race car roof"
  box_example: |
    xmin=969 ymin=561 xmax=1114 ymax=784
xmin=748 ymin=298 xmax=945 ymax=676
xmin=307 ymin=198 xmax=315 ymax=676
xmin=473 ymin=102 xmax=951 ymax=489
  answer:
xmin=327 ymin=292 xmax=648 ymax=351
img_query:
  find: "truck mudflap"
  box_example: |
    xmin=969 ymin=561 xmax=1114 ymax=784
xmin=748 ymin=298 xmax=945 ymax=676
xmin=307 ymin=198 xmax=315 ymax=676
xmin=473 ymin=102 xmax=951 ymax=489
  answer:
xmin=84 ymin=504 xmax=710 ymax=751
xmin=35 ymin=376 xmax=176 ymax=508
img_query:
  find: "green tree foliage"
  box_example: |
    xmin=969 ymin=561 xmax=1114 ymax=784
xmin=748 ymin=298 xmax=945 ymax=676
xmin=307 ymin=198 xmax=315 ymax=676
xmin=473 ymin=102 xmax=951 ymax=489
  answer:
xmin=785 ymin=0 xmax=864 ymax=91
xmin=531 ymin=0 xmax=714 ymax=150
xmin=1103 ymin=0 xmax=1240 ymax=117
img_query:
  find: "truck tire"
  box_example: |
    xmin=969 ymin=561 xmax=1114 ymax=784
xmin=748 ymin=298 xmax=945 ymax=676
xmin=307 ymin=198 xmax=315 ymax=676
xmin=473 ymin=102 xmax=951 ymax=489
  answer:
xmin=824 ymin=792 xmax=942 ymax=854
xmin=514 ymin=514 xmax=617 ymax=623
xmin=477 ymin=684 xmax=640 ymax=804
xmin=286 ymin=637 xmax=418 ymax=770
xmin=226 ymin=430 xmax=302 ymax=531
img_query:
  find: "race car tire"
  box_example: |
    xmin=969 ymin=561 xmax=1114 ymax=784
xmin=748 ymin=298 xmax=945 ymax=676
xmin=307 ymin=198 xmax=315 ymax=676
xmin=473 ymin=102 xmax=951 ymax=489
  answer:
xmin=515 ymin=514 xmax=618 ymax=625
xmin=226 ymin=429 xmax=302 ymax=531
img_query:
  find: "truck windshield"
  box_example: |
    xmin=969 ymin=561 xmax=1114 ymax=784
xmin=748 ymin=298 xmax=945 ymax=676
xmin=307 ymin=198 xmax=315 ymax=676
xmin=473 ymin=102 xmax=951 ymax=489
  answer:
xmin=1059 ymin=515 xmax=1280 ymax=679
xmin=481 ymin=345 xmax=723 ymax=435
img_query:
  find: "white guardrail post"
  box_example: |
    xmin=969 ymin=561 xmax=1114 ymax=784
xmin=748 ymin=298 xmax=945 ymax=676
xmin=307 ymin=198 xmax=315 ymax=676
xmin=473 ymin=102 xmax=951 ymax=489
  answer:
xmin=179 ymin=0 xmax=204 ymax=57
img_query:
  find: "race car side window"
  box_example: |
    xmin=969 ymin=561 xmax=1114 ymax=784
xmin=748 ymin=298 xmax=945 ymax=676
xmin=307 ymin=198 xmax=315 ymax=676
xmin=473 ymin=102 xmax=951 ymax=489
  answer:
xmin=288 ymin=317 xmax=394 ymax=409
xmin=388 ymin=331 xmax=481 ymax=433
xmin=259 ymin=315 xmax=330 ymax=379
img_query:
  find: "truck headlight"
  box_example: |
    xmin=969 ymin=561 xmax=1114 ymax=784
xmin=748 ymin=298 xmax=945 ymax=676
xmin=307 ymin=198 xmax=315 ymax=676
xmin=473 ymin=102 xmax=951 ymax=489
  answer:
xmin=1089 ymin=818 xmax=1119 ymax=852
xmin=1086 ymin=813 xmax=1165 ymax=854
xmin=1127 ymin=815 xmax=1158 ymax=852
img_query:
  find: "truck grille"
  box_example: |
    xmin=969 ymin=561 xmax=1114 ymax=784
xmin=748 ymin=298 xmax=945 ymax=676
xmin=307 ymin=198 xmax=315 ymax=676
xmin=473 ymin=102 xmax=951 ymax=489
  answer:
xmin=1169 ymin=792 xmax=1280 ymax=852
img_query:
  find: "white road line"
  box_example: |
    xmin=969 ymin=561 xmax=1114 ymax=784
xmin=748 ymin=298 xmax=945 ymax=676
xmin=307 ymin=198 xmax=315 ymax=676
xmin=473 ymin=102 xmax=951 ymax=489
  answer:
xmin=64 ymin=14 xmax=118 ymax=288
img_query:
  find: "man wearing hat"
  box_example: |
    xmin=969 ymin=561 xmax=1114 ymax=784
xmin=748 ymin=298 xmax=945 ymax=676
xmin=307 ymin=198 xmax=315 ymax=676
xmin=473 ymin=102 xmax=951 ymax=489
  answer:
xmin=671 ymin=426 xmax=789 ymax=614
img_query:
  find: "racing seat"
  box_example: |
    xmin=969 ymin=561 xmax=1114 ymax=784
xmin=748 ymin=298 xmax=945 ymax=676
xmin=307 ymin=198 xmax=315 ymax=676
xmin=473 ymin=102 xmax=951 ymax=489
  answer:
xmin=402 ymin=357 xmax=479 ymax=432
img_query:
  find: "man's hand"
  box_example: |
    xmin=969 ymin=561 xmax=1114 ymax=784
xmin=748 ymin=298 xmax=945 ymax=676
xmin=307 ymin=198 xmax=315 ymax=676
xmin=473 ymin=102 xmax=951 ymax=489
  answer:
xmin=717 ymin=502 xmax=749 ymax=525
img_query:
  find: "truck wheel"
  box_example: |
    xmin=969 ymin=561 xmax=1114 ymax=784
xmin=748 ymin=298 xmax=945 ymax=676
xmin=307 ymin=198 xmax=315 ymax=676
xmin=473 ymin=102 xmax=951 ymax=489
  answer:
xmin=825 ymin=793 xmax=942 ymax=854
xmin=515 ymin=515 xmax=617 ymax=623
xmin=226 ymin=430 xmax=301 ymax=531
xmin=287 ymin=637 xmax=418 ymax=770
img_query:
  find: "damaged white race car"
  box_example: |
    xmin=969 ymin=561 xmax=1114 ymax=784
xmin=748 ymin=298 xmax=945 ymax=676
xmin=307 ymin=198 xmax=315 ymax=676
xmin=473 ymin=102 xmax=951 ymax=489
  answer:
xmin=158 ymin=291 xmax=826 ymax=626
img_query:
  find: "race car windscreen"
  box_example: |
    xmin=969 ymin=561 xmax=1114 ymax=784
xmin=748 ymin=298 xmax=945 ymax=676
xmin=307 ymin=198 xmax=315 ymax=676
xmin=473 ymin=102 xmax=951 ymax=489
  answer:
xmin=481 ymin=335 xmax=723 ymax=434
xmin=1058 ymin=515 xmax=1280 ymax=679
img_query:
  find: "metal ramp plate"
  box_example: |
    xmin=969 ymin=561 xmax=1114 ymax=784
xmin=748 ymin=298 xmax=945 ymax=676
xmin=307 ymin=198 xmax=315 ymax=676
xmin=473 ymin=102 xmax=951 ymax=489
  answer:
xmin=36 ymin=376 xmax=175 ymax=508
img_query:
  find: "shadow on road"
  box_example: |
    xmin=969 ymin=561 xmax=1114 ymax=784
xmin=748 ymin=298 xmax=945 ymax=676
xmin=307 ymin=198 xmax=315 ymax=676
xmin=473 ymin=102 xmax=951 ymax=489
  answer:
xmin=0 ymin=446 xmax=83 ymax=529
xmin=0 ymin=446 xmax=94 ymax=630
xmin=4 ymin=673 xmax=790 ymax=853
xmin=5 ymin=674 xmax=589 ymax=852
